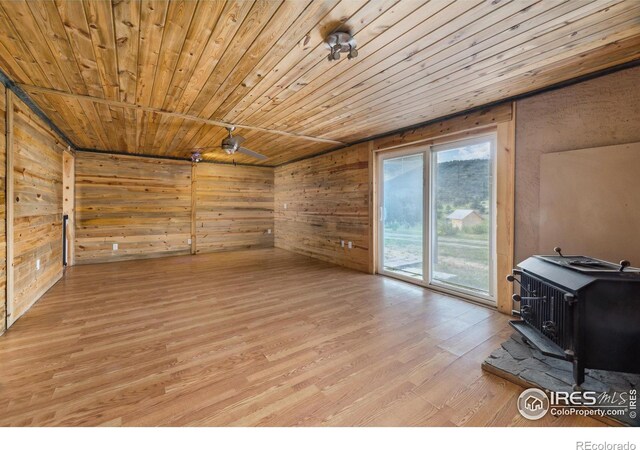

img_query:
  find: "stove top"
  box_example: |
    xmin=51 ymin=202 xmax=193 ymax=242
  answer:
xmin=535 ymin=255 xmax=640 ymax=274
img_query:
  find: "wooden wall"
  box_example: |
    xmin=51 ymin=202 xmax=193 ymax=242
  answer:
xmin=74 ymin=152 xmax=275 ymax=263
xmin=62 ymin=150 xmax=75 ymax=265
xmin=195 ymin=164 xmax=274 ymax=254
xmin=10 ymin=96 xmax=65 ymax=327
xmin=0 ymin=84 xmax=5 ymax=334
xmin=75 ymin=152 xmax=192 ymax=264
xmin=274 ymin=143 xmax=371 ymax=273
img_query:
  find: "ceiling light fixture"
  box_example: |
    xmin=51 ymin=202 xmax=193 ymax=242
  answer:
xmin=325 ymin=31 xmax=358 ymax=61
xmin=191 ymin=151 xmax=202 ymax=163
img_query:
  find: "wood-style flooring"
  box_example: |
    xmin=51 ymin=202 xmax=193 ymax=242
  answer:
xmin=0 ymin=249 xmax=602 ymax=426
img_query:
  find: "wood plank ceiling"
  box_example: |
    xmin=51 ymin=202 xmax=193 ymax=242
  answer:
xmin=0 ymin=0 xmax=639 ymax=166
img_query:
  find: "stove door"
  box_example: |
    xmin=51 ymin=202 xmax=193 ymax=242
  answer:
xmin=519 ymin=272 xmax=574 ymax=353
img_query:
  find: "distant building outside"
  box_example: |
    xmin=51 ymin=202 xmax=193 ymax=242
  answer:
xmin=446 ymin=209 xmax=484 ymax=230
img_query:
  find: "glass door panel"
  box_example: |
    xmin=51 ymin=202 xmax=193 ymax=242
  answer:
xmin=430 ymin=137 xmax=494 ymax=299
xmin=381 ymin=152 xmax=424 ymax=279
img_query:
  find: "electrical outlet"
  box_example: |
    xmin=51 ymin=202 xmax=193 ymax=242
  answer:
xmin=188 ymin=238 xmax=192 ymax=245
xmin=267 ymin=229 xmax=272 ymax=234
xmin=284 ymin=203 xmax=287 ymax=210
xmin=340 ymin=240 xmax=345 ymax=248
xmin=348 ymin=241 xmax=353 ymax=249
xmin=36 ymin=259 xmax=40 ymax=270
xmin=113 ymin=243 xmax=118 ymax=251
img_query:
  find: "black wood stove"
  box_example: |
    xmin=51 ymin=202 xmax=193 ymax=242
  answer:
xmin=507 ymin=248 xmax=640 ymax=388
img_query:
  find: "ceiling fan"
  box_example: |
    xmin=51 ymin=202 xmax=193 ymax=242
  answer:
xmin=191 ymin=127 xmax=268 ymax=162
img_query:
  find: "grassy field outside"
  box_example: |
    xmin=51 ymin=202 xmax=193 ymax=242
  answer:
xmin=383 ymin=223 xmax=490 ymax=293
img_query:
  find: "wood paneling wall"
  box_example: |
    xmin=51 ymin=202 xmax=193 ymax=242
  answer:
xmin=74 ymin=152 xmax=192 ymax=264
xmin=62 ymin=150 xmax=75 ymax=266
xmin=74 ymin=153 xmax=275 ymax=263
xmin=274 ymin=143 xmax=370 ymax=273
xmin=10 ymin=97 xmax=65 ymax=327
xmin=195 ymin=164 xmax=274 ymax=254
xmin=0 ymin=84 xmax=5 ymax=334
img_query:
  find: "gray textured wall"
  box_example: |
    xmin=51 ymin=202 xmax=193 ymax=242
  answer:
xmin=515 ymin=66 xmax=640 ymax=263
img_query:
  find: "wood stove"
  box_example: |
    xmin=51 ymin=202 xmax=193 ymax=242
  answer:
xmin=507 ymin=248 xmax=640 ymax=388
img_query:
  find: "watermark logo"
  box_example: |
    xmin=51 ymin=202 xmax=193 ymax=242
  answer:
xmin=517 ymin=387 xmax=637 ymax=423
xmin=517 ymin=388 xmax=549 ymax=420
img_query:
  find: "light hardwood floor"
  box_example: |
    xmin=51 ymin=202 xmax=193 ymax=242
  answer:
xmin=0 ymin=249 xmax=602 ymax=426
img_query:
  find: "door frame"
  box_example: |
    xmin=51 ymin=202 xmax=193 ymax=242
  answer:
xmin=375 ymin=131 xmax=499 ymax=308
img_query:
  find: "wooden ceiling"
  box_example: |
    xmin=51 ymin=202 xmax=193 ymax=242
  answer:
xmin=0 ymin=0 xmax=639 ymax=166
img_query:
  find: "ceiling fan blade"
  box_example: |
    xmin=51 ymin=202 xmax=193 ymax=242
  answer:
xmin=237 ymin=147 xmax=268 ymax=160
xmin=234 ymin=135 xmax=246 ymax=145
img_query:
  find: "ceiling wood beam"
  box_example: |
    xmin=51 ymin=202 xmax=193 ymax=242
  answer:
xmin=16 ymin=83 xmax=346 ymax=146
xmin=0 ymin=68 xmax=76 ymax=148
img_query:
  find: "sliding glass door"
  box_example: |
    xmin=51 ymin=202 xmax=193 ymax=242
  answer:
xmin=378 ymin=134 xmax=496 ymax=304
xmin=379 ymin=151 xmax=424 ymax=279
xmin=429 ymin=136 xmax=495 ymax=300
